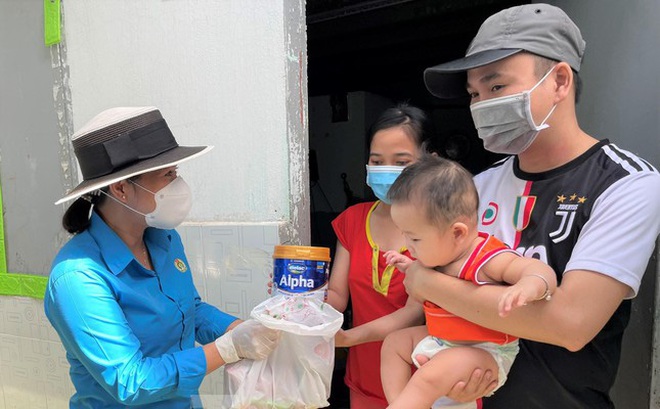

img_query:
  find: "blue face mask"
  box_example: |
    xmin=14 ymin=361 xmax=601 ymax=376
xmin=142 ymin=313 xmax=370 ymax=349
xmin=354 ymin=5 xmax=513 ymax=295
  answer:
xmin=366 ymin=165 xmax=405 ymax=204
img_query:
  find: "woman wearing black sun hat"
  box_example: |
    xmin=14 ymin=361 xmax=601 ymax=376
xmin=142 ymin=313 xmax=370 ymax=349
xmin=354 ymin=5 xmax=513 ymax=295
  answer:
xmin=46 ymin=106 xmax=280 ymax=408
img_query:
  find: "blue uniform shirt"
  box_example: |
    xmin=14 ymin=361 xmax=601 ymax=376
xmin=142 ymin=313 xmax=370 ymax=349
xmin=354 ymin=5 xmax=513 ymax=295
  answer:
xmin=45 ymin=212 xmax=238 ymax=408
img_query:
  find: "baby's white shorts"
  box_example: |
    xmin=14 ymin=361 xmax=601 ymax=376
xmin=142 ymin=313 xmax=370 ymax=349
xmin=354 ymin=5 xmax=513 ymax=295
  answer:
xmin=411 ymin=335 xmax=520 ymax=409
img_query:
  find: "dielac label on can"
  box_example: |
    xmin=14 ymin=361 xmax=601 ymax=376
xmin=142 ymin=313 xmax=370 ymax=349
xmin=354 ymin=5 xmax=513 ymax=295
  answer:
xmin=272 ymin=245 xmax=330 ymax=300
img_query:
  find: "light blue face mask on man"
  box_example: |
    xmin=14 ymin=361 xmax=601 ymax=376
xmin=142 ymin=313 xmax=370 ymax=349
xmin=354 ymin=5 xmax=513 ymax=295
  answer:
xmin=366 ymin=165 xmax=406 ymax=204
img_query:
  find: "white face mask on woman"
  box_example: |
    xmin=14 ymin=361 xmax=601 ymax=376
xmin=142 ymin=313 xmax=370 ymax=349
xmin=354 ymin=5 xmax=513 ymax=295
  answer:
xmin=102 ymin=176 xmax=192 ymax=229
xmin=470 ymin=66 xmax=557 ymax=155
xmin=131 ymin=176 xmax=192 ymax=229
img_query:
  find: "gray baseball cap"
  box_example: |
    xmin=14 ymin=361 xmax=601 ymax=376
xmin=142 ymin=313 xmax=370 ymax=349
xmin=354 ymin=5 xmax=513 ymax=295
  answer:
xmin=424 ymin=3 xmax=586 ymax=98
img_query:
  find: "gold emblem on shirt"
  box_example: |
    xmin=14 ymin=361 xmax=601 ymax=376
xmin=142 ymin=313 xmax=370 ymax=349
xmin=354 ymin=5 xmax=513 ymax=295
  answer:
xmin=174 ymin=258 xmax=188 ymax=273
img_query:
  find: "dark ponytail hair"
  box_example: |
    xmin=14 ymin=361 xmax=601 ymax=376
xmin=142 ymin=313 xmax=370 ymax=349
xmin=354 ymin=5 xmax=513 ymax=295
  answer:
xmin=367 ymin=103 xmax=433 ymax=151
xmin=62 ymin=190 xmax=106 ymax=234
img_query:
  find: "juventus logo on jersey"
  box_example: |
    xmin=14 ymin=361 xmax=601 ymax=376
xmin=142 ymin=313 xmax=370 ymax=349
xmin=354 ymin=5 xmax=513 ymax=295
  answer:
xmin=549 ymin=193 xmax=587 ymax=243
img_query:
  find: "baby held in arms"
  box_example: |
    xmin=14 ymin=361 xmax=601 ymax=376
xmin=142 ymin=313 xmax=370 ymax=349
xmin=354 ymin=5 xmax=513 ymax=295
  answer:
xmin=379 ymin=155 xmax=556 ymax=409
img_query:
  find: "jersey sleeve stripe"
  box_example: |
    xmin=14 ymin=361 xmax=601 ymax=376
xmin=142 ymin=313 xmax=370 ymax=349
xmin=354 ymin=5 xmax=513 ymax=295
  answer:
xmin=613 ymin=144 xmax=657 ymax=172
xmin=606 ymin=144 xmax=657 ymax=173
xmin=639 ymin=157 xmax=659 ymax=173
xmin=603 ymin=145 xmax=643 ymax=173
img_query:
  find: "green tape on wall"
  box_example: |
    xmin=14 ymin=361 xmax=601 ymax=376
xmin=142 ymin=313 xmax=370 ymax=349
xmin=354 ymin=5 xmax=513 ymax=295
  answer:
xmin=0 ymin=274 xmax=48 ymax=299
xmin=44 ymin=0 xmax=61 ymax=46
xmin=0 ymin=180 xmax=49 ymax=299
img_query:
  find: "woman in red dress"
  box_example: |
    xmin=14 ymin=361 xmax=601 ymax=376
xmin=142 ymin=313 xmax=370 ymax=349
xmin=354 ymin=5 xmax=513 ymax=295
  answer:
xmin=327 ymin=104 xmax=430 ymax=408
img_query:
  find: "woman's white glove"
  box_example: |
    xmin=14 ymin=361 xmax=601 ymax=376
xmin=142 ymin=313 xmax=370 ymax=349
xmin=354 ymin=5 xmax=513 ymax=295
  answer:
xmin=215 ymin=319 xmax=280 ymax=364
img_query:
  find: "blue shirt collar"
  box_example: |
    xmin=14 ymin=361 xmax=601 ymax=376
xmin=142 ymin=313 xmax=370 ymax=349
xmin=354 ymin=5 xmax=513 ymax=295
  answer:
xmin=88 ymin=211 xmax=172 ymax=275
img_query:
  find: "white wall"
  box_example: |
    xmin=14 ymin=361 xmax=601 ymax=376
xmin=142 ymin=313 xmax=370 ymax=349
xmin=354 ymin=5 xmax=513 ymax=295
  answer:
xmin=0 ymin=1 xmax=307 ymax=407
xmin=0 ymin=1 xmax=72 ymax=275
xmin=63 ymin=0 xmax=302 ymax=225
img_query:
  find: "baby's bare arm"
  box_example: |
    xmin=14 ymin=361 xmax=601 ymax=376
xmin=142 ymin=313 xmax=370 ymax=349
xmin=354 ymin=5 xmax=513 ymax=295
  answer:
xmin=483 ymin=252 xmax=558 ymax=317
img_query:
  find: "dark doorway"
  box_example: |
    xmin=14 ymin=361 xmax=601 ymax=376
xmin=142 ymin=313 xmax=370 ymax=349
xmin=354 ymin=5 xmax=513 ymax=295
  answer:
xmin=308 ymin=0 xmax=530 ymax=224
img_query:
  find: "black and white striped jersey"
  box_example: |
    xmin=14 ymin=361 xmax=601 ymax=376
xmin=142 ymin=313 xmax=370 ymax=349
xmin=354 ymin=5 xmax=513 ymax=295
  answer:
xmin=476 ymin=140 xmax=660 ymax=409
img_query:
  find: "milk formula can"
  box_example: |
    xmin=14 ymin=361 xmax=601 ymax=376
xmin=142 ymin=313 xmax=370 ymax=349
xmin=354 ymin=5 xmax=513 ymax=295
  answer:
xmin=272 ymin=245 xmax=330 ymax=301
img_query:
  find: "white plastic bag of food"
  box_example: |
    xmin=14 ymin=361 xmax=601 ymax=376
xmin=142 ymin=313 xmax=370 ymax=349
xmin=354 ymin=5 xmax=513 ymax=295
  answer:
xmin=223 ymin=295 xmax=344 ymax=409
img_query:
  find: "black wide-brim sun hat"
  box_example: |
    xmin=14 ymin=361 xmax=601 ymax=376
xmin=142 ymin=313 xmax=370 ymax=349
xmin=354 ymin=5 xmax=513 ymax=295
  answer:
xmin=55 ymin=106 xmax=213 ymax=205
